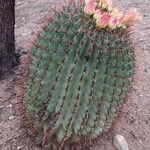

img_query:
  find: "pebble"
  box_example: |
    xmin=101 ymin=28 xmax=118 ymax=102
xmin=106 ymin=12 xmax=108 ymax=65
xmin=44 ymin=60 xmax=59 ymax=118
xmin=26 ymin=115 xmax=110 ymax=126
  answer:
xmin=113 ymin=135 xmax=129 ymax=150
xmin=6 ymin=104 xmax=13 ymax=108
xmin=17 ymin=146 xmax=24 ymax=150
xmin=0 ymin=105 xmax=4 ymax=109
xmin=9 ymin=115 xmax=15 ymax=120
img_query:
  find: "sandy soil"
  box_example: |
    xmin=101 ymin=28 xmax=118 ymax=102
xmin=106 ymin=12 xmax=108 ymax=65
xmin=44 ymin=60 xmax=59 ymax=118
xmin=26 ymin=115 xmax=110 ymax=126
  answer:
xmin=0 ymin=0 xmax=150 ymax=150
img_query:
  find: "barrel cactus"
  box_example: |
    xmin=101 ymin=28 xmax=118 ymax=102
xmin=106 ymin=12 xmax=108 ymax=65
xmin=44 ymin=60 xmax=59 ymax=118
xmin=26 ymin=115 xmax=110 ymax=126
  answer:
xmin=20 ymin=0 xmax=140 ymax=149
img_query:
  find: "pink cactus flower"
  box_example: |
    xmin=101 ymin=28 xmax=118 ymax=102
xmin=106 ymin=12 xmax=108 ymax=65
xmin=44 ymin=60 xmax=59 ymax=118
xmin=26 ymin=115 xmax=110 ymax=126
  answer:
xmin=109 ymin=13 xmax=124 ymax=29
xmin=95 ymin=12 xmax=111 ymax=28
xmin=85 ymin=0 xmax=93 ymax=4
xmin=100 ymin=0 xmax=112 ymax=4
xmin=93 ymin=9 xmax=102 ymax=20
xmin=101 ymin=0 xmax=113 ymax=8
xmin=122 ymin=8 xmax=140 ymax=26
xmin=111 ymin=8 xmax=119 ymax=16
xmin=96 ymin=0 xmax=113 ymax=11
xmin=84 ymin=0 xmax=96 ymax=15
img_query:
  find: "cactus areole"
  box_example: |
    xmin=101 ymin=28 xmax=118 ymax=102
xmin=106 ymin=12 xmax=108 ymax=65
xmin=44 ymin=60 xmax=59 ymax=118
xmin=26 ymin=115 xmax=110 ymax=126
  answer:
xmin=22 ymin=1 xmax=139 ymax=149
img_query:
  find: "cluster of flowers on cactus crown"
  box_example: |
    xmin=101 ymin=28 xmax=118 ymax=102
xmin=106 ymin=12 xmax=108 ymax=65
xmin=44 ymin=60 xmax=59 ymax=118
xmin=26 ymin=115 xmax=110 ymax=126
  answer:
xmin=84 ymin=0 xmax=140 ymax=29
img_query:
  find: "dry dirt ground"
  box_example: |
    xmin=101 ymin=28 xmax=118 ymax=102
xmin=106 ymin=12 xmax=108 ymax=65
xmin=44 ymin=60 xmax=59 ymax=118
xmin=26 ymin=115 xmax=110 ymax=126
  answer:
xmin=0 ymin=0 xmax=150 ymax=150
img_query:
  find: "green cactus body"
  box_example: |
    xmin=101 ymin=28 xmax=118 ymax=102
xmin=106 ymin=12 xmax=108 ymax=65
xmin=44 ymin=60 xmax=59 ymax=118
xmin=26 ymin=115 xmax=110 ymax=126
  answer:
xmin=23 ymin=4 xmax=134 ymax=149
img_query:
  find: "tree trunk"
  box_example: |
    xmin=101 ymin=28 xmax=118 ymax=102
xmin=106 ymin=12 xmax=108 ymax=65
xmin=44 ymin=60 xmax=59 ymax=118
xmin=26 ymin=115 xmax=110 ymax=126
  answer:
xmin=0 ymin=0 xmax=15 ymax=73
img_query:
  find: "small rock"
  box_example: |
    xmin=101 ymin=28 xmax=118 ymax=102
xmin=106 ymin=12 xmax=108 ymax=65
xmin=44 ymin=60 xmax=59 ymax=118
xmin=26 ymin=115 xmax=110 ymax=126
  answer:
xmin=17 ymin=146 xmax=24 ymax=150
xmin=9 ymin=115 xmax=15 ymax=120
xmin=6 ymin=104 xmax=12 ymax=108
xmin=0 ymin=105 xmax=4 ymax=109
xmin=113 ymin=135 xmax=129 ymax=150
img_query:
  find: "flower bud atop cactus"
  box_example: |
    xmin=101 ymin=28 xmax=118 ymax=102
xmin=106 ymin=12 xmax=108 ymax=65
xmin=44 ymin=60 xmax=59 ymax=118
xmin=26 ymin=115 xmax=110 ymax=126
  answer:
xmin=84 ymin=0 xmax=141 ymax=29
xmin=84 ymin=0 xmax=96 ymax=15
xmin=122 ymin=8 xmax=141 ymax=26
